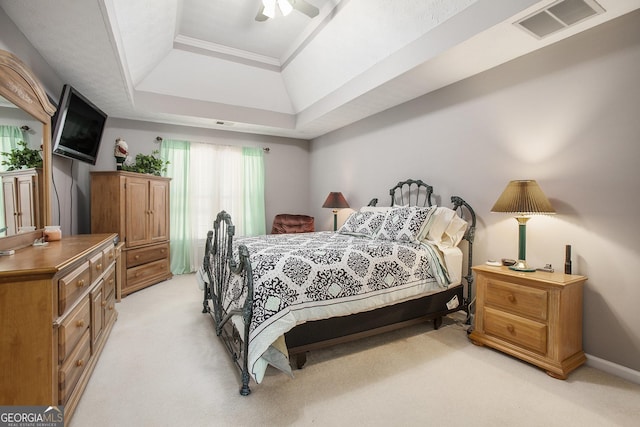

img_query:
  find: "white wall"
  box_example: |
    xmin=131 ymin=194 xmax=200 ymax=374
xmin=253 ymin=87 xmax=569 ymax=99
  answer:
xmin=310 ymin=10 xmax=640 ymax=372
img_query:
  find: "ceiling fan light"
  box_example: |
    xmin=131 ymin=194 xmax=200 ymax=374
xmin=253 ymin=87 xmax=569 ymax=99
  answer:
xmin=278 ymin=0 xmax=293 ymax=16
xmin=263 ymin=0 xmax=276 ymax=18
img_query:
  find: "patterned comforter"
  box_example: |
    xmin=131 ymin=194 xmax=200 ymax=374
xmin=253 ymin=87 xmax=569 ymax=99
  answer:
xmin=226 ymin=231 xmax=452 ymax=382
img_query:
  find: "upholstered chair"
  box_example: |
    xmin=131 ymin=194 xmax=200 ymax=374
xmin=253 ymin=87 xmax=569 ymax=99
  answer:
xmin=271 ymin=214 xmax=315 ymax=234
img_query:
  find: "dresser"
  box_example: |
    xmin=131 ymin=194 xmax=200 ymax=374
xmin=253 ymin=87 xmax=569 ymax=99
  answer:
xmin=0 ymin=234 xmax=118 ymax=421
xmin=469 ymin=265 xmax=587 ymax=379
xmin=90 ymin=171 xmax=172 ymax=297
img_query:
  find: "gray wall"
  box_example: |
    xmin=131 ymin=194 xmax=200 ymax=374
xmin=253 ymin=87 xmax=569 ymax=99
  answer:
xmin=309 ymin=10 xmax=640 ymax=372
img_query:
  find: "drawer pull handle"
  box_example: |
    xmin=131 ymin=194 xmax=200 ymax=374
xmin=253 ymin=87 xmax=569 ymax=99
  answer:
xmin=96 ymin=263 xmax=102 ymax=271
xmin=77 ymin=279 xmax=85 ymax=288
xmin=76 ymin=359 xmax=84 ymax=367
xmin=507 ymin=294 xmax=516 ymax=303
xmin=506 ymin=324 xmax=515 ymax=333
xmin=76 ymin=320 xmax=85 ymax=327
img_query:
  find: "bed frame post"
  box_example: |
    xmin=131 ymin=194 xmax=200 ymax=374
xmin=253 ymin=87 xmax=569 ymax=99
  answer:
xmin=451 ymin=196 xmax=476 ymax=324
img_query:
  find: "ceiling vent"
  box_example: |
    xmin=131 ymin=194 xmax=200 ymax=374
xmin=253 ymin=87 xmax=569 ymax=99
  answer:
xmin=515 ymin=0 xmax=605 ymax=39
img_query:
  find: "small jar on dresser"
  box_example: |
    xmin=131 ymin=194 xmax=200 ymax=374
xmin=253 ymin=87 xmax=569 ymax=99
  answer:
xmin=469 ymin=265 xmax=587 ymax=379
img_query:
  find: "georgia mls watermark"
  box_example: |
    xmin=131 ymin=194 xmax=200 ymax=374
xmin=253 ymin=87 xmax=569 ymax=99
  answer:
xmin=0 ymin=406 xmax=64 ymax=427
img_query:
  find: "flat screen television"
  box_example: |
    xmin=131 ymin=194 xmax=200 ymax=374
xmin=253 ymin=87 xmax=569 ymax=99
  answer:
xmin=52 ymin=84 xmax=107 ymax=165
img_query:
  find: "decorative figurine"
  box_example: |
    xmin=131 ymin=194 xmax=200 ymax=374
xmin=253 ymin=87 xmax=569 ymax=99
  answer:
xmin=114 ymin=138 xmax=129 ymax=170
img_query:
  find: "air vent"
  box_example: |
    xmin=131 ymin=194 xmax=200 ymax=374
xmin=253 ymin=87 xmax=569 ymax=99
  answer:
xmin=515 ymin=0 xmax=605 ymax=39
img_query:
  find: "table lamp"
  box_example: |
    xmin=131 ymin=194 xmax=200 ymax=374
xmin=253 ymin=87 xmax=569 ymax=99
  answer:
xmin=491 ymin=180 xmax=555 ymax=272
xmin=322 ymin=192 xmax=349 ymax=231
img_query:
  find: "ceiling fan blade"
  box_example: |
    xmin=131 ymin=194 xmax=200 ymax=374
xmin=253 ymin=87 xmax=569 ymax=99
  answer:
xmin=255 ymin=6 xmax=269 ymax=22
xmin=292 ymin=0 xmax=319 ymax=18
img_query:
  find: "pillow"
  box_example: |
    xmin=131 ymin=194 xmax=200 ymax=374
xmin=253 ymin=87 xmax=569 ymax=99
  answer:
xmin=422 ymin=206 xmax=468 ymax=248
xmin=338 ymin=208 xmax=388 ymax=238
xmin=376 ymin=206 xmax=436 ymax=243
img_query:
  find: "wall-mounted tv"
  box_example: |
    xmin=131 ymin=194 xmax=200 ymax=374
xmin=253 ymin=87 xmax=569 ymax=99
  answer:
xmin=52 ymin=84 xmax=107 ymax=165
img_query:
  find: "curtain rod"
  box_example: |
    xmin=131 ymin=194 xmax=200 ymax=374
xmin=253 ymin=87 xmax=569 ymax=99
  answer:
xmin=154 ymin=135 xmax=269 ymax=153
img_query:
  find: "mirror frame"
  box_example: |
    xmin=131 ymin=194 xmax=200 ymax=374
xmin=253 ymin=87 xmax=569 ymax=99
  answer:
xmin=0 ymin=49 xmax=56 ymax=251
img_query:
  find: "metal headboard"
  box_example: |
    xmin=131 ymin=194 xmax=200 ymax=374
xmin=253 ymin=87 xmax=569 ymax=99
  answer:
xmin=389 ymin=179 xmax=434 ymax=207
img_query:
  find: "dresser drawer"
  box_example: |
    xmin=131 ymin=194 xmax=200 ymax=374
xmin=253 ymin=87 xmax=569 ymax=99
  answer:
xmin=59 ymin=329 xmax=91 ymax=405
xmin=103 ymin=264 xmax=116 ymax=300
xmin=90 ymin=282 xmax=104 ymax=351
xmin=104 ymin=290 xmax=117 ymax=327
xmin=103 ymin=244 xmax=116 ymax=267
xmin=126 ymin=243 xmax=169 ymax=268
xmin=485 ymin=279 xmax=548 ymax=321
xmin=484 ymin=306 xmax=547 ymax=354
xmin=127 ymin=258 xmax=170 ymax=288
xmin=59 ymin=262 xmax=91 ymax=316
xmin=58 ymin=297 xmax=91 ymax=364
xmin=89 ymin=251 xmax=105 ymax=282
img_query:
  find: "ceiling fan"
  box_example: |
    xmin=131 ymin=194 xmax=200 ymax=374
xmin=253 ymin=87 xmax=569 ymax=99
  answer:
xmin=255 ymin=0 xmax=320 ymax=21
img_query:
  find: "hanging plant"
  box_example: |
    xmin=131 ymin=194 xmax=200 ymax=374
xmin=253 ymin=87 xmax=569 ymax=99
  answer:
xmin=121 ymin=150 xmax=169 ymax=176
xmin=1 ymin=140 xmax=42 ymax=171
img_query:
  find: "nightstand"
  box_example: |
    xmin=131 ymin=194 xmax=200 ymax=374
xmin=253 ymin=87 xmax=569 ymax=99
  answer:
xmin=469 ymin=265 xmax=587 ymax=379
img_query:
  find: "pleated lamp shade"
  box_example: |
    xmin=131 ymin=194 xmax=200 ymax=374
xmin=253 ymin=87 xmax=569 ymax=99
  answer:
xmin=491 ymin=180 xmax=555 ymax=215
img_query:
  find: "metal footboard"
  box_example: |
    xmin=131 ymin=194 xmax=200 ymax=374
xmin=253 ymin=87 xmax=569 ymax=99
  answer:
xmin=202 ymin=211 xmax=254 ymax=395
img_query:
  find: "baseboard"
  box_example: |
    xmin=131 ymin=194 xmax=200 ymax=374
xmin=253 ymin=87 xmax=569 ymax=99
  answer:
xmin=586 ymin=353 xmax=640 ymax=385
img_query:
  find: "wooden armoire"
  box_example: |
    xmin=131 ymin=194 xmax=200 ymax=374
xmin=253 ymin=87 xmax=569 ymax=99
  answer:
xmin=90 ymin=171 xmax=172 ymax=297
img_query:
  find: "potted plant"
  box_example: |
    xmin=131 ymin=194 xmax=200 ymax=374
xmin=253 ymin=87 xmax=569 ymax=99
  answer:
xmin=121 ymin=150 xmax=169 ymax=176
xmin=1 ymin=140 xmax=42 ymax=170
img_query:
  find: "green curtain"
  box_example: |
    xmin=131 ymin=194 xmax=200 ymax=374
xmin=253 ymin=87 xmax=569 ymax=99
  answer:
xmin=160 ymin=140 xmax=192 ymax=274
xmin=242 ymin=147 xmax=266 ymax=236
xmin=0 ymin=126 xmax=25 ymax=235
xmin=160 ymin=141 xmax=266 ymax=274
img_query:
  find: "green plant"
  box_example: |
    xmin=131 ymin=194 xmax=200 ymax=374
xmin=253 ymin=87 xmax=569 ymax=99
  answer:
xmin=1 ymin=140 xmax=42 ymax=170
xmin=122 ymin=150 xmax=169 ymax=176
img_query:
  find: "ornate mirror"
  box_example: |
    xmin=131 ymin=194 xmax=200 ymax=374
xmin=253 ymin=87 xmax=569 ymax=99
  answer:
xmin=0 ymin=49 xmax=55 ymax=251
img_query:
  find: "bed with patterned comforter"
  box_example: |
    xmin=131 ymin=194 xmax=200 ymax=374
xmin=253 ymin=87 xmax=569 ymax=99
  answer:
xmin=201 ymin=179 xmax=475 ymax=396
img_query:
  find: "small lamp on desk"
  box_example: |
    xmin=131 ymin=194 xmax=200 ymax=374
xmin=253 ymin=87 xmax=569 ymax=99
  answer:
xmin=322 ymin=192 xmax=349 ymax=231
xmin=491 ymin=180 xmax=555 ymax=272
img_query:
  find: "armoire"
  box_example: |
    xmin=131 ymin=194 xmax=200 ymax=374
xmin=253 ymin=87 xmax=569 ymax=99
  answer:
xmin=90 ymin=171 xmax=172 ymax=297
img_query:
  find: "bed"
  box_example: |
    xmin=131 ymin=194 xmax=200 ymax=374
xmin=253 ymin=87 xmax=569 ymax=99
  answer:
xmin=200 ymin=179 xmax=476 ymax=395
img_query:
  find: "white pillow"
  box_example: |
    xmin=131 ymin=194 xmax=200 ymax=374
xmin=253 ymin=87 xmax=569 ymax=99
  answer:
xmin=376 ymin=206 xmax=436 ymax=243
xmin=338 ymin=207 xmax=388 ymax=238
xmin=422 ymin=206 xmax=467 ymax=248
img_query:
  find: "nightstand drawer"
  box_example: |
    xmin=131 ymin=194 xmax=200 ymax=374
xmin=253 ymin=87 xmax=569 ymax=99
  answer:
xmin=484 ymin=306 xmax=547 ymax=354
xmin=486 ymin=279 xmax=548 ymax=321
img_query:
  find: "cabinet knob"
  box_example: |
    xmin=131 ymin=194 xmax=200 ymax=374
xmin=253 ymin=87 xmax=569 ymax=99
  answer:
xmin=102 ymin=300 xmax=107 ymax=307
xmin=135 ymin=255 xmax=140 ymax=260
xmin=76 ymin=279 xmax=85 ymax=288
xmin=109 ymin=304 xmax=114 ymax=310
xmin=506 ymin=324 xmax=515 ymax=333
xmin=76 ymin=320 xmax=85 ymax=327
xmin=76 ymin=359 xmax=84 ymax=367
xmin=507 ymin=294 xmax=516 ymax=303
xmin=96 ymin=263 xmax=102 ymax=271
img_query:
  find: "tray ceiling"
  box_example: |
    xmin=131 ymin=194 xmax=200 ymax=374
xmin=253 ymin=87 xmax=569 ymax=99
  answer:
xmin=1 ymin=0 xmax=638 ymax=139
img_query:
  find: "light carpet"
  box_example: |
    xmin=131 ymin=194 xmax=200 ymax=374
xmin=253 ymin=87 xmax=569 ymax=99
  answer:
xmin=70 ymin=274 xmax=640 ymax=427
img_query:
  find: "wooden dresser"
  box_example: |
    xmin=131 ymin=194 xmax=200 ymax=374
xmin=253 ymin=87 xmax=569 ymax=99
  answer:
xmin=90 ymin=171 xmax=172 ymax=297
xmin=469 ymin=265 xmax=587 ymax=379
xmin=0 ymin=234 xmax=118 ymax=421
